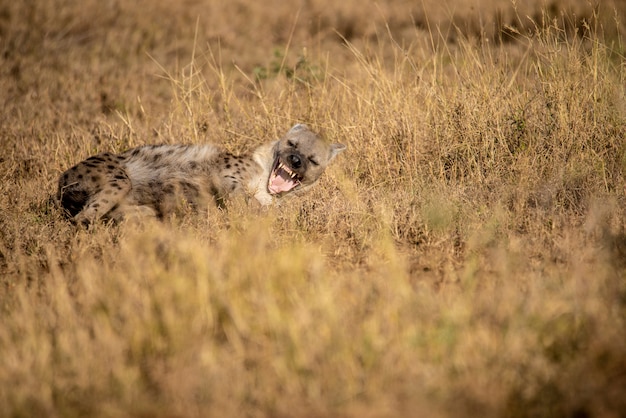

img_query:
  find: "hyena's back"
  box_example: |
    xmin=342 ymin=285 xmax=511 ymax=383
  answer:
xmin=57 ymin=144 xmax=224 ymax=223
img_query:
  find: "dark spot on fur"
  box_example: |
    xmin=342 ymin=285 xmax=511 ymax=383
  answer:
xmin=112 ymin=183 xmax=122 ymax=190
xmin=91 ymin=175 xmax=101 ymax=183
xmin=131 ymin=149 xmax=141 ymax=156
xmin=152 ymin=154 xmax=162 ymax=163
xmin=77 ymin=174 xmax=83 ymax=179
xmin=180 ymin=181 xmax=199 ymax=192
xmin=107 ymin=164 xmax=115 ymax=169
xmin=179 ymin=181 xmax=200 ymax=200
xmin=101 ymin=199 xmax=109 ymax=204
xmin=226 ymin=164 xmax=231 ymax=169
xmin=92 ymin=203 xmax=100 ymax=208
xmin=114 ymin=174 xmax=127 ymax=180
xmin=104 ymin=189 xmax=113 ymax=195
xmin=59 ymin=188 xmax=89 ymax=217
xmin=189 ymin=162 xmax=198 ymax=169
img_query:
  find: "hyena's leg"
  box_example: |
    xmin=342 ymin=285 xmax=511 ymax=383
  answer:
xmin=107 ymin=203 xmax=157 ymax=223
xmin=57 ymin=153 xmax=131 ymax=224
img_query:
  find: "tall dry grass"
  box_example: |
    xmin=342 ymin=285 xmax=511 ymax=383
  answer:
xmin=1 ymin=0 xmax=626 ymax=417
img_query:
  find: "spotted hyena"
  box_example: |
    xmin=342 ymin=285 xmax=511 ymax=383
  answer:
xmin=57 ymin=124 xmax=346 ymax=224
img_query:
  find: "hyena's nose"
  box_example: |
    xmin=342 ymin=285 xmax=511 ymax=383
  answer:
xmin=288 ymin=154 xmax=302 ymax=169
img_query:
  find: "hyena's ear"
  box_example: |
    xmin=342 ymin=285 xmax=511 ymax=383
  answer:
xmin=288 ymin=123 xmax=309 ymax=133
xmin=328 ymin=143 xmax=346 ymax=161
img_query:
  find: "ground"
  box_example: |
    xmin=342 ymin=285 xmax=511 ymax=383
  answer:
xmin=1 ymin=0 xmax=626 ymax=416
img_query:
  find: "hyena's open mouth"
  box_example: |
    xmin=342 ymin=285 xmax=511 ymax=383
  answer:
xmin=268 ymin=157 xmax=302 ymax=195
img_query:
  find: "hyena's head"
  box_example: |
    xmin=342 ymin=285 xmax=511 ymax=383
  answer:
xmin=268 ymin=124 xmax=346 ymax=196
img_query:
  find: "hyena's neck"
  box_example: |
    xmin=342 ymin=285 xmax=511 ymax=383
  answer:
xmin=249 ymin=141 xmax=278 ymax=205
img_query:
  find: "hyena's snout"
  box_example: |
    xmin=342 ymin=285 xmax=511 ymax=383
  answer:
xmin=268 ymin=151 xmax=308 ymax=195
xmin=287 ymin=153 xmax=303 ymax=170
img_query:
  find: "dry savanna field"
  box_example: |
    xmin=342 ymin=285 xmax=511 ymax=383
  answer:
xmin=1 ymin=0 xmax=626 ymax=416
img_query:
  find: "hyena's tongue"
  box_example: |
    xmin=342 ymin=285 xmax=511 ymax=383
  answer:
xmin=268 ymin=164 xmax=299 ymax=194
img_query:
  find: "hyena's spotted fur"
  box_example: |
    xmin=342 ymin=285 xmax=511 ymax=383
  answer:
xmin=57 ymin=124 xmax=345 ymax=224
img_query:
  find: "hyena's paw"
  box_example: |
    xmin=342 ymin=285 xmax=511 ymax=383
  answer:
xmin=73 ymin=190 xmax=127 ymax=225
xmin=73 ymin=203 xmax=108 ymax=226
xmin=109 ymin=204 xmax=158 ymax=224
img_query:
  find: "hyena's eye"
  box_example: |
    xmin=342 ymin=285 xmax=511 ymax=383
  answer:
xmin=308 ymin=157 xmax=319 ymax=166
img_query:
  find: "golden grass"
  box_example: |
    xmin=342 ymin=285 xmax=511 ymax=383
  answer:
xmin=1 ymin=0 xmax=626 ymax=416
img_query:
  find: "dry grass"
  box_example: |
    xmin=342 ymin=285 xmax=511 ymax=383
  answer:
xmin=1 ymin=0 xmax=626 ymax=417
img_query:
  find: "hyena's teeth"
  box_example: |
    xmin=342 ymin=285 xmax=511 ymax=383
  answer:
xmin=277 ymin=160 xmax=298 ymax=179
